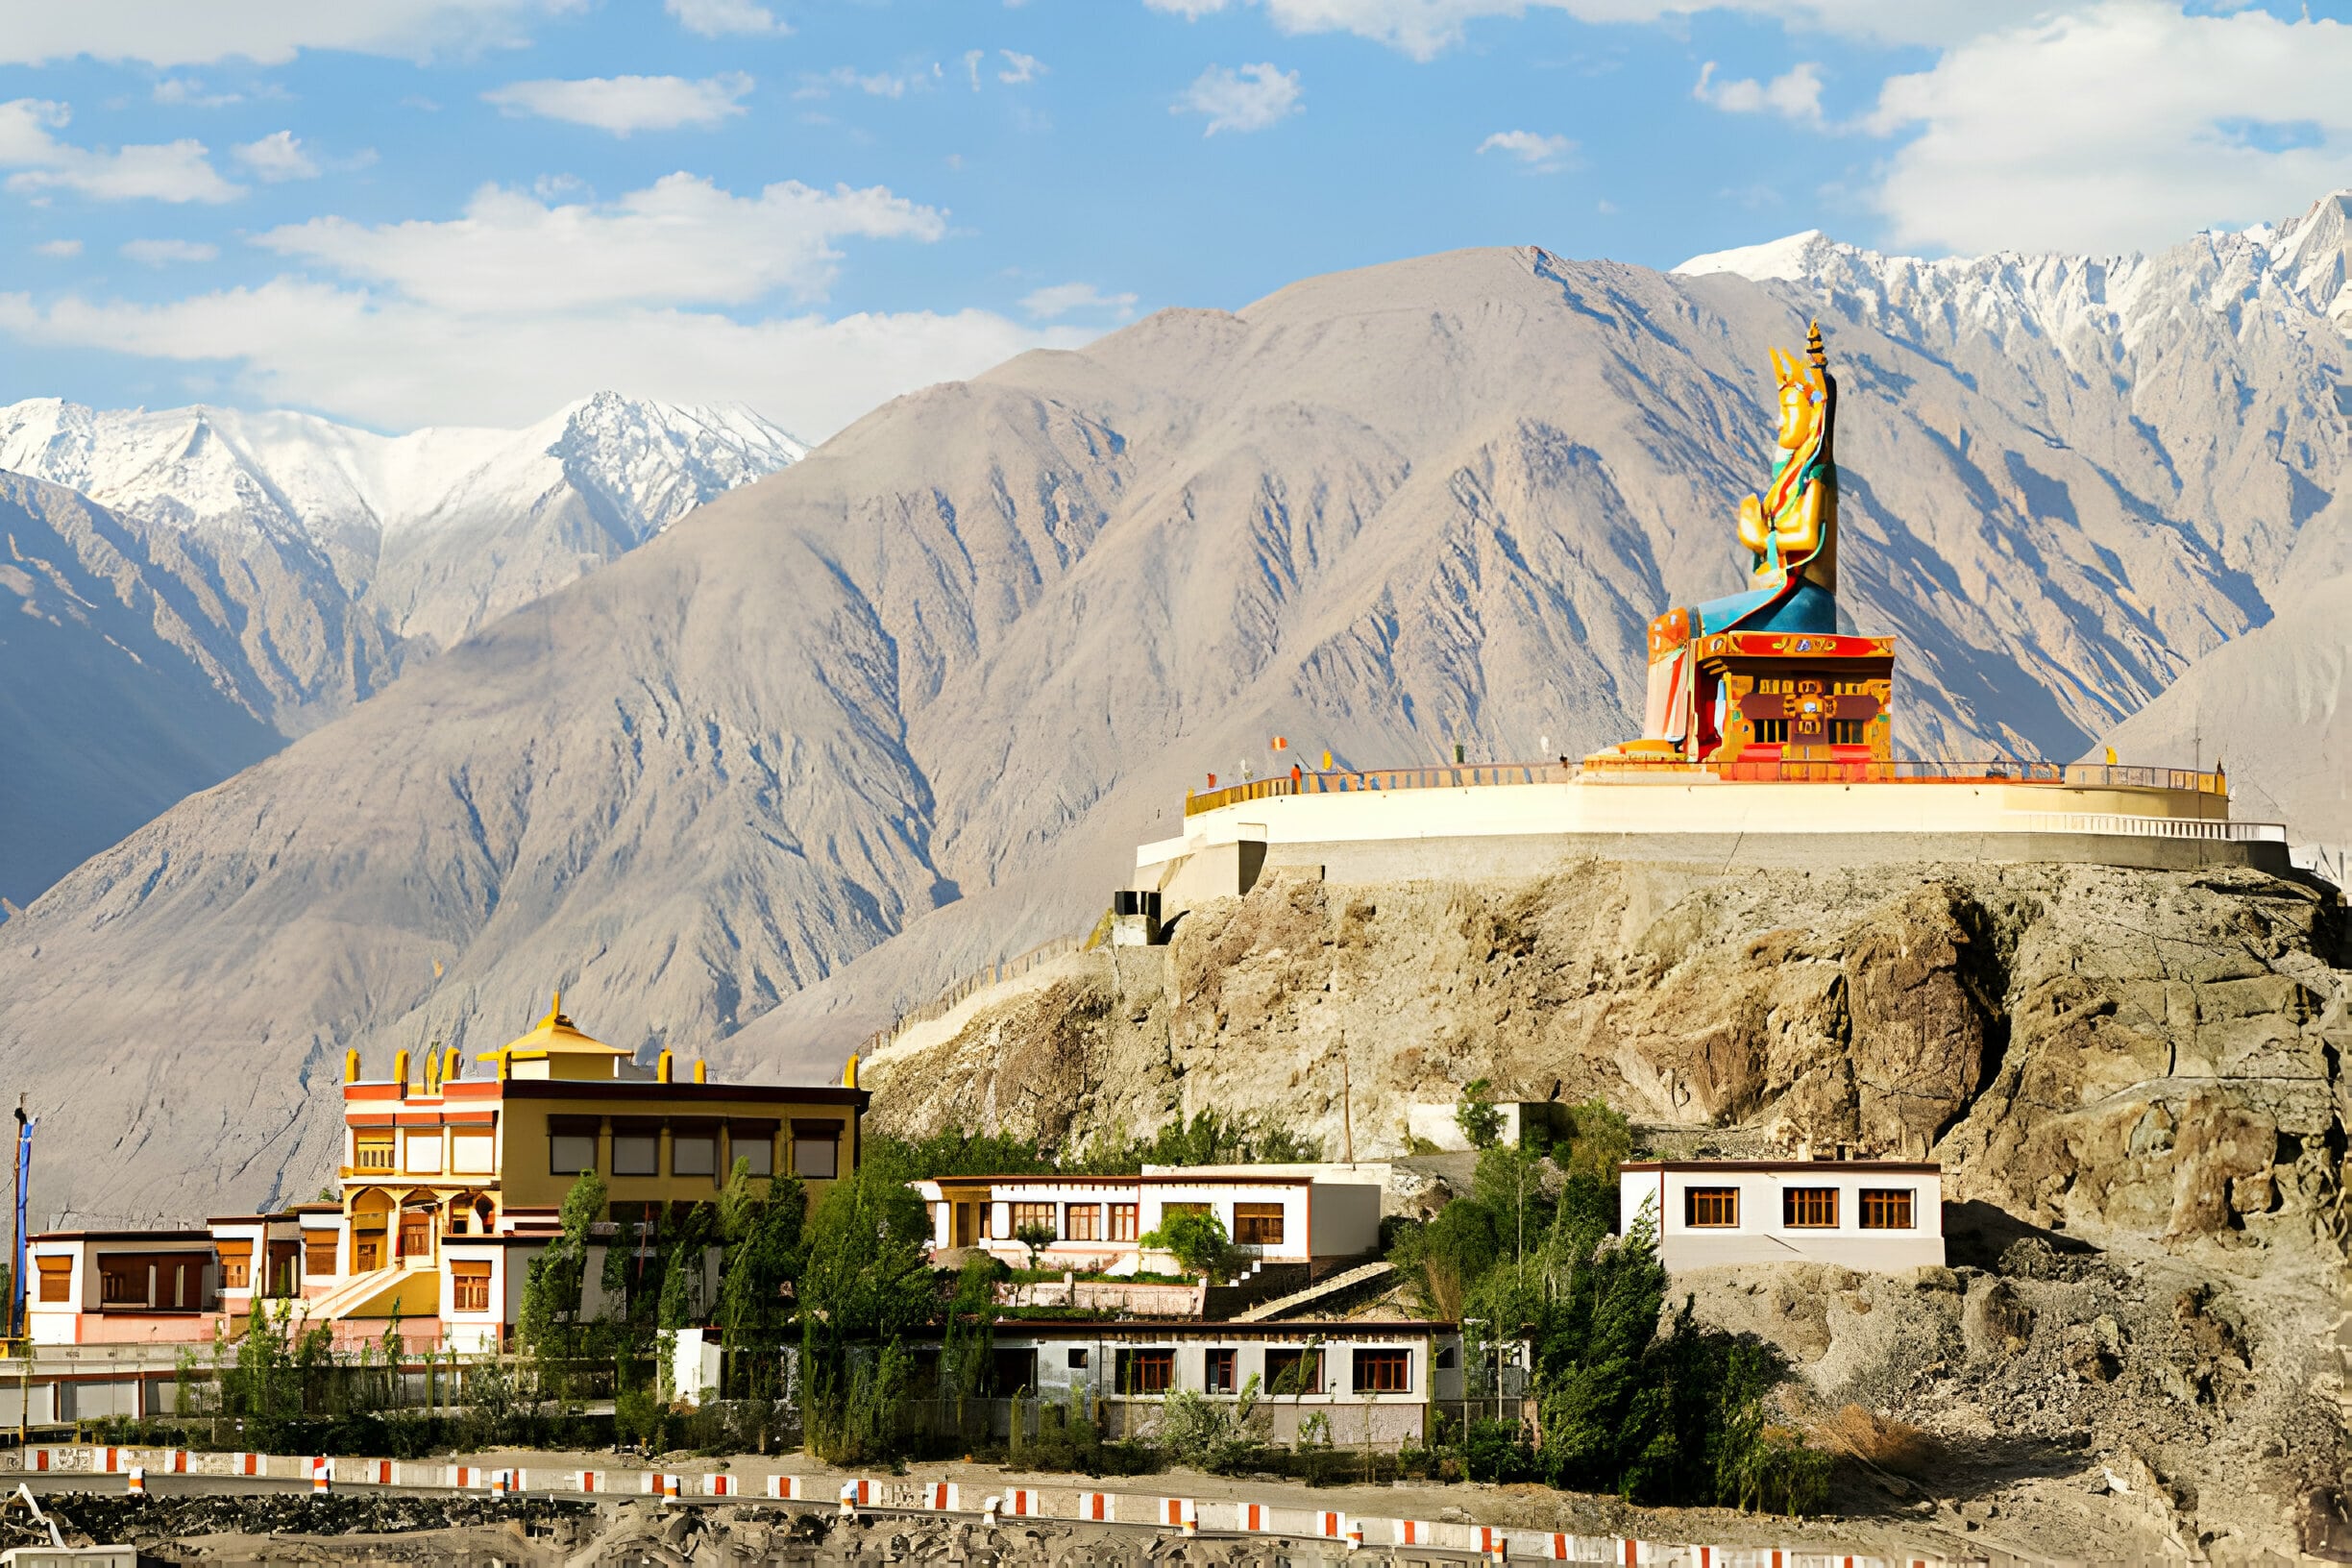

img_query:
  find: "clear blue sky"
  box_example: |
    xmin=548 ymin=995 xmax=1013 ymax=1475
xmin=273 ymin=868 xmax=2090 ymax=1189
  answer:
xmin=2 ymin=0 xmax=2347 ymax=439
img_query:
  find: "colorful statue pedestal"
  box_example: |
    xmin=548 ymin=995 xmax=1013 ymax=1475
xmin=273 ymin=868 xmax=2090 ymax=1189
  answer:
xmin=1600 ymin=321 xmax=1897 ymax=771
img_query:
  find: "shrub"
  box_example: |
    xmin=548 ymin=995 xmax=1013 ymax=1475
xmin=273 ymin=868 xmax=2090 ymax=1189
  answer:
xmin=1456 ymin=1079 xmax=1504 ymax=1150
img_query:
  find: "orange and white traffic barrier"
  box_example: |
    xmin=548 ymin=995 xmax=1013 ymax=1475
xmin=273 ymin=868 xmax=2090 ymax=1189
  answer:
xmin=450 ymin=1466 xmax=485 ymax=1490
xmin=1470 ymin=1524 xmax=1507 ymax=1561
xmin=576 ymin=1470 xmax=603 ymax=1493
xmin=916 ymin=1482 xmax=956 ymax=1510
xmin=160 ymin=1451 xmax=187 ymax=1475
xmin=1396 ymin=1520 xmax=1437 ymax=1546
xmin=1000 ymin=1488 xmax=1041 ymax=1516
xmin=1238 ymin=1501 xmax=1272 ymax=1532
xmin=125 ymin=1466 xmax=145 ymax=1499
xmin=228 ymin=1453 xmax=259 ymax=1478
xmin=764 ymin=1475 xmax=803 ymax=1501
xmin=1313 ymin=1509 xmax=1346 ymax=1539
xmin=491 ymin=1469 xmax=512 ymax=1496
xmin=703 ymin=1474 xmax=740 ymax=1498
xmin=1344 ymin=1519 xmax=1364 ymax=1554
xmin=309 ymin=1457 xmax=331 ymax=1496
xmin=657 ymin=1473 xmax=681 ymax=1503
xmin=1075 ymin=1492 xmax=1113 ymax=1523
xmin=350 ymin=1458 xmax=394 ymax=1487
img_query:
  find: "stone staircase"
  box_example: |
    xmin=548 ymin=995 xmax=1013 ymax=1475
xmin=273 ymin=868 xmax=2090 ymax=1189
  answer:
xmin=1233 ymin=1259 xmax=1396 ymax=1322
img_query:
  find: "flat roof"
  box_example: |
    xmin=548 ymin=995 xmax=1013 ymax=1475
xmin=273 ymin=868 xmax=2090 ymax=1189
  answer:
xmin=1618 ymin=1160 xmax=1942 ymax=1173
xmin=500 ymin=1080 xmax=868 ymax=1107
xmin=987 ymin=1319 xmax=1450 ymax=1338
xmin=32 ymin=1230 xmax=215 ymax=1243
xmin=923 ymin=1171 xmax=1321 ymax=1188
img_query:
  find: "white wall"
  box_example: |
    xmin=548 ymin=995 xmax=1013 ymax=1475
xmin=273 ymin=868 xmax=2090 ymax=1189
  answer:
xmin=1621 ymin=1164 xmax=1944 ymax=1270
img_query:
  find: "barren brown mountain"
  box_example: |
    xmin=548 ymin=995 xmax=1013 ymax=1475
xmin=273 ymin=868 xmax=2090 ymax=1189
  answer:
xmin=1 ymin=224 xmax=2342 ymax=1222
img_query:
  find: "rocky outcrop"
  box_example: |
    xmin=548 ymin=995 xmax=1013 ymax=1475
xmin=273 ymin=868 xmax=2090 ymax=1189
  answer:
xmin=866 ymin=860 xmax=2349 ymax=1261
xmin=862 ymin=855 xmax=2352 ymax=1553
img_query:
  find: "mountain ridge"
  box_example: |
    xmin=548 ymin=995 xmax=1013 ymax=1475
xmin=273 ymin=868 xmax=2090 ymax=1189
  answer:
xmin=1 ymin=211 xmax=2343 ymax=1223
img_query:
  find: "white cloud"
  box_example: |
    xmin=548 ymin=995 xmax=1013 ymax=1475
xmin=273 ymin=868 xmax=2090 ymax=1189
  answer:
xmin=1861 ymin=1 xmax=2352 ymax=255
xmin=799 ymin=66 xmax=930 ymax=101
xmin=963 ymin=50 xmax=986 ymax=89
xmin=121 ymin=237 xmax=219 ymax=265
xmin=1140 ymin=0 xmax=2058 ymax=61
xmin=0 ymin=99 xmax=243 ymax=203
xmin=664 ymin=0 xmax=786 ymax=37
xmin=1174 ymin=62 xmax=1301 ymax=135
xmin=1692 ymin=61 xmax=1824 ymax=126
xmin=483 ymin=73 xmax=754 ymax=135
xmin=0 ymin=280 xmax=1078 ymax=441
xmin=153 ymin=78 xmax=242 ymax=108
xmin=1021 ymin=282 xmax=1139 ymax=320
xmin=0 ymin=1 xmax=573 ymax=67
xmin=1476 ymin=129 xmax=1577 ymax=171
xmin=998 ymin=50 xmax=1046 ymax=85
xmin=256 ymin=173 xmax=947 ymax=312
xmin=34 ymin=238 xmax=81 ymax=257
xmin=233 ymin=130 xmax=321 ymax=181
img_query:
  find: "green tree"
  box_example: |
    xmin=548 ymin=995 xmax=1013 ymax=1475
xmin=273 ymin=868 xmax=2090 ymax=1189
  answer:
xmin=1559 ymin=1099 xmax=1632 ymax=1183
xmin=1456 ymin=1079 xmax=1504 ymax=1150
xmin=517 ymin=1168 xmax=606 ymax=1398
xmin=796 ymin=1160 xmax=935 ymax=1463
xmin=1141 ymin=1208 xmax=1237 ymax=1283
xmin=1012 ymin=1218 xmax=1056 ymax=1272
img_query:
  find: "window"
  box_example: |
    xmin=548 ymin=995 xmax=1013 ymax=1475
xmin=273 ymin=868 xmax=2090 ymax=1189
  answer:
xmin=729 ymin=1121 xmax=776 ymax=1177
xmin=404 ymin=1132 xmax=443 ymax=1174
xmin=1685 ymin=1188 xmax=1739 ymax=1228
xmin=1264 ymin=1348 xmax=1322 ymax=1395
xmin=611 ymin=1134 xmax=657 ymax=1177
xmin=217 ymin=1241 xmax=253 ymax=1290
xmin=1010 ymin=1201 xmax=1057 ymax=1235
xmin=399 ymin=1213 xmax=432 ymax=1258
xmin=550 ymin=1117 xmax=599 ymax=1175
xmin=1434 ymin=1342 xmax=1458 ymax=1370
xmin=1118 ymin=1348 xmax=1175 ymax=1394
xmin=1783 ymin=1187 xmax=1839 ymax=1228
xmin=792 ymin=1121 xmax=841 ymax=1179
xmin=1234 ymin=1203 xmax=1285 ymax=1246
xmin=453 ymin=1262 xmax=492 ymax=1313
xmin=1860 ymin=1189 xmax=1916 ymax=1230
xmin=98 ymin=1259 xmax=144 ymax=1307
xmin=304 ymin=1235 xmax=338 ymax=1277
xmin=452 ymin=1133 xmax=495 ymax=1175
xmin=355 ymin=1135 xmax=394 ymax=1172
xmin=1064 ymin=1203 xmax=1100 ymax=1241
xmin=1204 ymin=1348 xmax=1237 ymax=1394
xmin=267 ymin=1242 xmax=301 ymax=1296
xmin=1067 ymin=1349 xmax=1090 ymax=1369
xmin=1831 ymin=720 xmax=1867 ymax=747
xmin=94 ymin=1254 xmax=204 ymax=1311
xmin=354 ymin=1237 xmax=381 ymax=1272
xmin=1354 ymin=1349 xmax=1411 ymax=1393
xmin=35 ymin=1257 xmax=69 ymax=1304
xmin=673 ymin=1136 xmax=717 ymax=1177
xmin=1109 ymin=1204 xmax=1139 ymax=1241
xmin=1754 ymin=719 xmax=1789 ymax=745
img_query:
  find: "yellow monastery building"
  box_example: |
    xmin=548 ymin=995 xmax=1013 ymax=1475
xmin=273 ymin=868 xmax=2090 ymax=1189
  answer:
xmin=26 ymin=998 xmax=866 ymax=1355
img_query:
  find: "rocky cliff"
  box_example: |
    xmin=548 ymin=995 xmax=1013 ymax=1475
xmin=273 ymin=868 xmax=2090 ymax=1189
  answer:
xmin=860 ymin=858 xmax=2352 ymax=1554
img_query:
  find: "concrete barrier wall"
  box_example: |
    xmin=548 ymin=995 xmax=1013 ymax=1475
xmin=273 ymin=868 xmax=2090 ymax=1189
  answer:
xmin=0 ymin=1446 xmax=1978 ymax=1566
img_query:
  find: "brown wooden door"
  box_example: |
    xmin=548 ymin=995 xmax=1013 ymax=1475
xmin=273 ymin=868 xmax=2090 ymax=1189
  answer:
xmin=400 ymin=1213 xmax=431 ymax=1261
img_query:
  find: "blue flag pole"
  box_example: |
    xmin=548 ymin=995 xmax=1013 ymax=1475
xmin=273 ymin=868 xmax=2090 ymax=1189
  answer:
xmin=11 ymin=1101 xmax=30 ymax=1342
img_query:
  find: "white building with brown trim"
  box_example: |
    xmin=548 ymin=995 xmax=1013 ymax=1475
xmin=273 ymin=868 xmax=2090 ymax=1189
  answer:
xmin=913 ymin=1165 xmax=1382 ymax=1280
xmin=1618 ymin=1159 xmax=1944 ymax=1270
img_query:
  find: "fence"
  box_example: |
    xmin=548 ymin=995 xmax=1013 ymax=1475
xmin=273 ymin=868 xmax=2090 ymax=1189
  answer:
xmin=1185 ymin=758 xmax=2231 ymax=817
xmin=0 ymin=1443 xmax=1990 ymax=1566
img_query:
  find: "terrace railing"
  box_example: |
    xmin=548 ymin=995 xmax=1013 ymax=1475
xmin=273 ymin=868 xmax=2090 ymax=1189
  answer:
xmin=1184 ymin=758 xmax=2230 ymax=816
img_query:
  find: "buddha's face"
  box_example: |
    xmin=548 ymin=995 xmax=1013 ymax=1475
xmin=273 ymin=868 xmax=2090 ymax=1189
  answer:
xmin=1777 ymin=377 xmax=1820 ymax=451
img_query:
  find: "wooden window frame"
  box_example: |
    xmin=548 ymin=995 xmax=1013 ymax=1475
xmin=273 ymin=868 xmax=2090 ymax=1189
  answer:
xmin=1064 ymin=1203 xmax=1100 ymax=1241
xmin=1684 ymin=1187 xmax=1740 ymax=1229
xmin=35 ymin=1257 xmax=70 ymax=1304
xmin=1782 ymin=1187 xmax=1839 ymax=1229
xmin=1204 ymin=1347 xmax=1237 ymax=1395
xmin=452 ymin=1262 xmax=493 ymax=1313
xmin=1353 ymin=1348 xmax=1411 ymax=1394
xmin=1009 ymin=1201 xmax=1057 ymax=1236
xmin=1859 ymin=1188 xmax=1915 ymax=1230
xmin=354 ymin=1135 xmax=395 ymax=1173
xmin=1119 ymin=1348 xmax=1176 ymax=1395
xmin=1108 ymin=1203 xmax=1139 ymax=1241
xmin=1264 ymin=1348 xmax=1323 ymax=1395
xmin=1234 ymin=1202 xmax=1286 ymax=1247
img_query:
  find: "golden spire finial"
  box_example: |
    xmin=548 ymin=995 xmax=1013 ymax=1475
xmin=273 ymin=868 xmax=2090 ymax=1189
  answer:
xmin=543 ymin=990 xmax=563 ymax=1027
xmin=1806 ymin=318 xmax=1826 ymax=368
